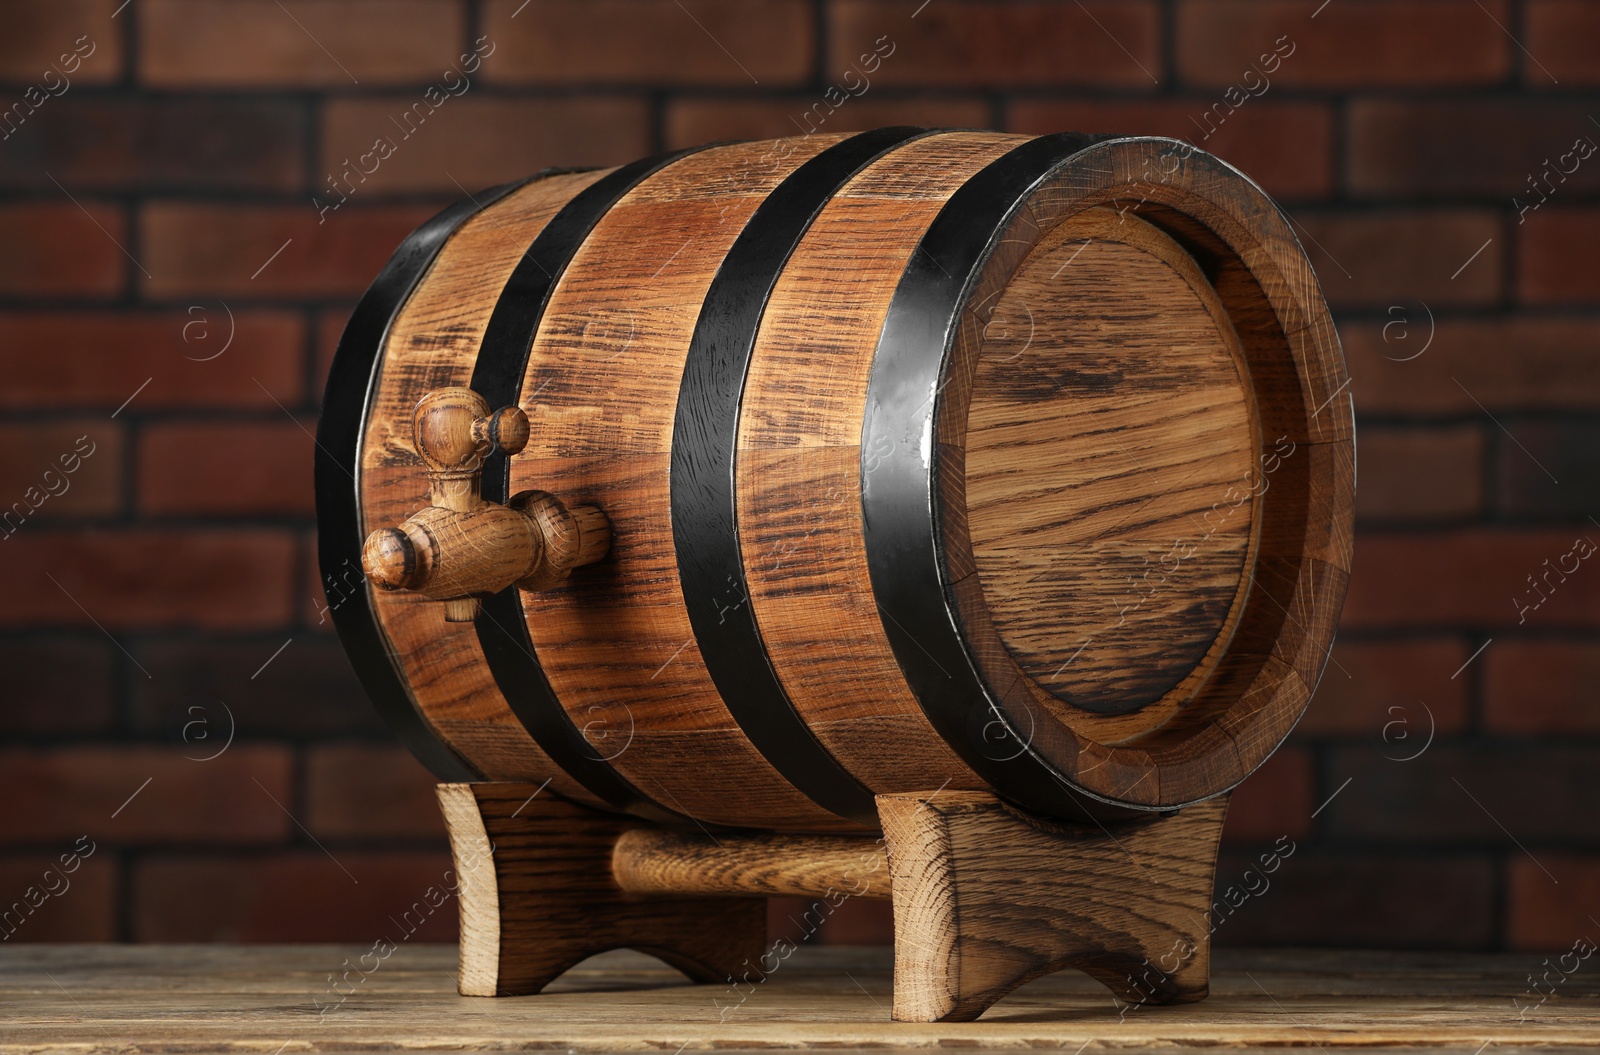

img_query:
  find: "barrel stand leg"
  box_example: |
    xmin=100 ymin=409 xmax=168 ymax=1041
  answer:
xmin=436 ymin=782 xmax=766 ymax=997
xmin=877 ymin=790 xmax=1230 ymax=1022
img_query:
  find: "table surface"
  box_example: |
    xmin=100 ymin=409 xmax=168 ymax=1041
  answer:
xmin=2 ymin=944 xmax=1596 ymax=1053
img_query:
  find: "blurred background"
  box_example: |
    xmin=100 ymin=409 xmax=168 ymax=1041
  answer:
xmin=0 ymin=0 xmax=1595 ymax=951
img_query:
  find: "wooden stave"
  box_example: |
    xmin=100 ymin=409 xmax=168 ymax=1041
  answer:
xmin=329 ymin=131 xmax=1351 ymax=830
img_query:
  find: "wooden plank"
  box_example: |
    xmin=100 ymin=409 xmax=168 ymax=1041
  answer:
xmin=2 ymin=944 xmax=1595 ymax=1051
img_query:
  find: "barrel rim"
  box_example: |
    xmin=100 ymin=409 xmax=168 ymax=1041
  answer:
xmin=861 ymin=134 xmax=1353 ymax=815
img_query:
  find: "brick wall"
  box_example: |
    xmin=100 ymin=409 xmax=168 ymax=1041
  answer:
xmin=0 ymin=0 xmax=1594 ymax=950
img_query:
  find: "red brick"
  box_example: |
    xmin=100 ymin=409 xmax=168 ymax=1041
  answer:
xmin=314 ymin=307 xmax=356 ymax=404
xmin=827 ymin=0 xmax=1161 ymax=89
xmin=1176 ymin=0 xmax=1508 ymax=88
xmin=139 ymin=420 xmax=314 ymax=517
xmin=306 ymin=744 xmax=446 ymax=839
xmin=1325 ymin=746 xmax=1600 ymax=842
xmin=0 ymin=746 xmax=292 ymax=844
xmin=1343 ymin=530 xmax=1600 ymax=630
xmin=1520 ymin=208 xmax=1600 ymax=305
xmin=320 ymin=97 xmax=648 ymax=195
xmin=1485 ymin=642 xmax=1600 ymax=735
xmin=132 ymin=852 xmax=458 ymax=941
xmin=1007 ymin=99 xmax=1332 ymax=201
xmin=0 ymin=638 xmax=115 ymax=735
xmin=1343 ymin=318 xmax=1600 ymax=414
xmin=769 ymin=895 xmax=893 ymax=946
xmin=0 ymin=0 xmax=122 ymax=84
xmin=140 ymin=0 xmax=465 ymax=88
xmin=1299 ymin=638 xmax=1471 ymax=736
xmin=1526 ymin=1 xmax=1600 ymax=86
xmin=0 ymin=311 xmax=304 ymax=411
xmin=0 ymin=420 xmax=124 ymax=520
xmin=1293 ymin=210 xmax=1502 ymax=309
xmin=142 ymin=204 xmax=439 ymax=299
xmin=0 ymin=530 xmax=298 ymax=630
xmin=1508 ymin=855 xmax=1600 ymax=950
xmin=1495 ymin=419 xmax=1600 ymax=518
xmin=133 ymin=637 xmax=383 ymax=739
xmin=1353 ymin=425 xmax=1484 ymax=522
xmin=1349 ymin=100 xmax=1600 ymax=198
xmin=1211 ymin=853 xmax=1494 ymax=949
xmin=0 ymin=854 xmax=116 ymax=942
xmin=0 ymin=201 xmax=125 ymax=297
xmin=483 ymin=0 xmax=812 ymax=87
xmin=0 ymin=100 xmax=305 ymax=192
xmin=1222 ymin=747 xmax=1313 ymax=843
xmin=666 ymin=97 xmax=991 ymax=150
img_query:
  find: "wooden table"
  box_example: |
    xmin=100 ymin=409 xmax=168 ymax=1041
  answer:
xmin=2 ymin=945 xmax=1594 ymax=1052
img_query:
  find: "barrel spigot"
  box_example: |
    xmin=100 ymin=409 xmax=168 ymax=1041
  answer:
xmin=360 ymin=387 xmax=610 ymax=622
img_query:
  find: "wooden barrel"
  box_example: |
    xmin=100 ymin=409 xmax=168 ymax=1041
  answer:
xmin=315 ymin=128 xmax=1353 ymax=832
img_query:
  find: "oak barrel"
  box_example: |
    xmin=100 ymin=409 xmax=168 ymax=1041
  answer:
xmin=315 ymin=129 xmax=1353 ymax=832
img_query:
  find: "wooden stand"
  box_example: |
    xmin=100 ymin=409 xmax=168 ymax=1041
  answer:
xmin=438 ymin=782 xmax=1229 ymax=1022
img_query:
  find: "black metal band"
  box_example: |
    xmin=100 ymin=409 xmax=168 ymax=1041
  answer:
xmin=315 ymin=179 xmax=536 ymax=782
xmin=671 ymin=127 xmax=933 ymax=827
xmin=860 ymin=132 xmax=1144 ymax=822
xmin=470 ymin=150 xmax=706 ymax=822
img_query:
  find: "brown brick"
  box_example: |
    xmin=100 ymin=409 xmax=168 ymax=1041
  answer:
xmin=828 ymin=0 xmax=1161 ymax=88
xmin=666 ymin=97 xmax=991 ymax=150
xmin=1293 ymin=210 xmax=1502 ymax=309
xmin=0 ymin=0 xmax=123 ymax=84
xmin=0 ymin=854 xmax=116 ymax=942
xmin=1343 ymin=317 xmax=1600 ymax=414
xmin=0 ymin=530 xmax=298 ymax=630
xmin=0 ymin=420 xmax=123 ymax=520
xmin=314 ymin=307 xmax=356 ymax=404
xmin=1211 ymin=853 xmax=1494 ymax=949
xmin=0 ymin=201 xmax=125 ymax=297
xmin=320 ymin=97 xmax=648 ymax=195
xmin=0 ymin=311 xmax=304 ymax=411
xmin=0 ymin=746 xmax=292 ymax=844
xmin=1324 ymin=746 xmax=1600 ymax=842
xmin=139 ymin=420 xmax=314 ymax=516
xmin=0 ymin=638 xmax=115 ymax=735
xmin=132 ymin=637 xmax=383 ymax=739
xmin=132 ymin=852 xmax=458 ymax=941
xmin=142 ymin=204 xmax=438 ymax=299
xmin=1526 ymin=1 xmax=1600 ymax=86
xmin=1349 ymin=100 xmax=1600 ymax=198
xmin=1508 ymin=855 xmax=1600 ymax=950
xmin=306 ymin=744 xmax=446 ymax=839
xmin=1007 ymin=99 xmax=1332 ymax=201
xmin=0 ymin=99 xmax=305 ymax=192
xmin=1496 ymin=419 xmax=1600 ymax=518
xmin=1485 ymin=642 xmax=1600 ymax=735
xmin=1353 ymin=425 xmax=1484 ymax=522
xmin=1520 ymin=208 xmax=1600 ymax=305
xmin=140 ymin=0 xmax=465 ymax=88
xmin=1343 ymin=530 xmax=1600 ymax=630
xmin=483 ymin=0 xmax=812 ymax=87
xmin=1299 ymin=638 xmax=1471 ymax=737
xmin=1222 ymin=746 xmax=1313 ymax=843
xmin=1176 ymin=0 xmax=1508 ymax=88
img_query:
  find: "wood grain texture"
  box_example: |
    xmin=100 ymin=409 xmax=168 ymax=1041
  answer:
xmin=964 ymin=206 xmax=1257 ymax=720
xmin=880 ymin=789 xmax=1229 ymax=1023
xmin=361 ymin=172 xmax=608 ymax=802
xmin=7 ymin=944 xmax=1598 ymax=1050
xmin=510 ymin=139 xmax=857 ymax=831
xmin=734 ymin=131 xmax=1019 ymax=795
xmin=439 ymin=781 xmax=766 ymax=997
xmin=612 ymin=827 xmax=890 ymax=900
